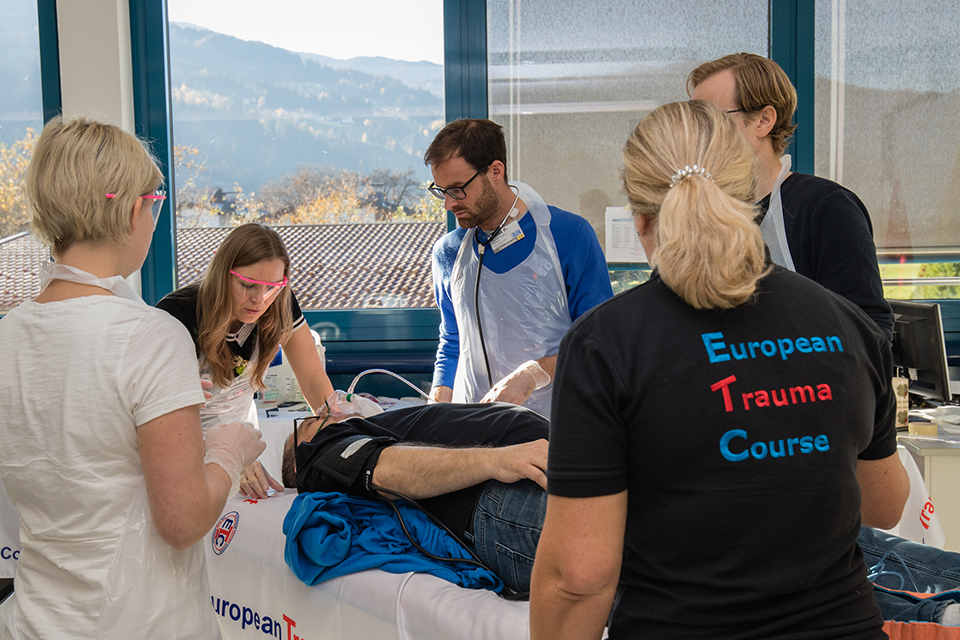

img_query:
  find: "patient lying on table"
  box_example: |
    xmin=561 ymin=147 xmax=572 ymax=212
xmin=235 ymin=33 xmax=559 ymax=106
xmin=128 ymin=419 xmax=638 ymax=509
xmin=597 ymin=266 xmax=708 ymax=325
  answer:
xmin=282 ymin=402 xmax=960 ymax=623
xmin=283 ymin=401 xmax=547 ymax=593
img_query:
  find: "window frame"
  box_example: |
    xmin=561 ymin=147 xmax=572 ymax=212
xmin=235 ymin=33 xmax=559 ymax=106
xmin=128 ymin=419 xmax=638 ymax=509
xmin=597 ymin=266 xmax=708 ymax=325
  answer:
xmin=34 ymin=0 xmax=960 ymax=355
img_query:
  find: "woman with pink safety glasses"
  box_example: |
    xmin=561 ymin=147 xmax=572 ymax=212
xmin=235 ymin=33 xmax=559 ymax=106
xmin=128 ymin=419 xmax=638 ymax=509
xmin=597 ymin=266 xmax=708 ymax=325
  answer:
xmin=157 ymin=223 xmax=335 ymax=498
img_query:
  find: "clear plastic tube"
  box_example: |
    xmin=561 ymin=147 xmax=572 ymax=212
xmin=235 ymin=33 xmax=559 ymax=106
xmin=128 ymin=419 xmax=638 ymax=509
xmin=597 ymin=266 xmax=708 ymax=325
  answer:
xmin=346 ymin=369 xmax=431 ymax=401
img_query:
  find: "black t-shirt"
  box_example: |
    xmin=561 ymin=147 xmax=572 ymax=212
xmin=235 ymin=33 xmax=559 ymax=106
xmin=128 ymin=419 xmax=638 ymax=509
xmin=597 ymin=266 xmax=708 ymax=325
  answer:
xmin=295 ymin=402 xmax=548 ymax=537
xmin=758 ymin=172 xmax=893 ymax=341
xmin=549 ymin=267 xmax=895 ymax=639
xmin=156 ymin=282 xmax=305 ymax=376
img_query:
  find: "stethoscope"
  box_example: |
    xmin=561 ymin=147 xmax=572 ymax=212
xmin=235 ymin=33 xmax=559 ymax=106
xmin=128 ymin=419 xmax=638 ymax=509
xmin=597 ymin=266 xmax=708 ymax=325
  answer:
xmin=473 ymin=188 xmax=521 ymax=390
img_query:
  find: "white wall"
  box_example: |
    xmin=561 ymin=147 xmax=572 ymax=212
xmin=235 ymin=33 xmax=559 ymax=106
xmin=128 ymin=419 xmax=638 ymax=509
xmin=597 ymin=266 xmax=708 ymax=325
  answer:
xmin=56 ymin=0 xmax=134 ymax=130
xmin=56 ymin=0 xmax=140 ymax=290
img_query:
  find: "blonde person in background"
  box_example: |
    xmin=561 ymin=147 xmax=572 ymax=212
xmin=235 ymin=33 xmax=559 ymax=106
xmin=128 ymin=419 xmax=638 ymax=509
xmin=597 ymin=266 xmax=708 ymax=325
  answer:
xmin=531 ymin=101 xmax=908 ymax=640
xmin=157 ymin=223 xmax=336 ymax=498
xmin=0 ymin=117 xmax=264 ymax=639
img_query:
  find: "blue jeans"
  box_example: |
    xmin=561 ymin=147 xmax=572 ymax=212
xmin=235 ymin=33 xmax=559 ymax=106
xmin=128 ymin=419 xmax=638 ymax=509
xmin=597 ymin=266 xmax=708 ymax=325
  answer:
xmin=463 ymin=479 xmax=546 ymax=593
xmin=859 ymin=526 xmax=960 ymax=623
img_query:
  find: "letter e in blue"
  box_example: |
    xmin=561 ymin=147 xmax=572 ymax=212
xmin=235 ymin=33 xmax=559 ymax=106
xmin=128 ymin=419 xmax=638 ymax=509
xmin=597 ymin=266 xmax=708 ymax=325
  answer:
xmin=702 ymin=332 xmax=730 ymax=363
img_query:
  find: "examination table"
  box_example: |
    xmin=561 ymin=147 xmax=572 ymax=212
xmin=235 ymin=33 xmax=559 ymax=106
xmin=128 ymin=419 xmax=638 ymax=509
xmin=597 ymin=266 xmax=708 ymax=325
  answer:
xmin=205 ymin=491 xmax=531 ymax=639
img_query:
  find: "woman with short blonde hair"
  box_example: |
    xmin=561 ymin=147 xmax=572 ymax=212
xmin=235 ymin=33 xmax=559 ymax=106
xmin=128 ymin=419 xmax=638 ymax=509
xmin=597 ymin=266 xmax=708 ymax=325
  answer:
xmin=27 ymin=117 xmax=163 ymax=256
xmin=0 ymin=117 xmax=264 ymax=638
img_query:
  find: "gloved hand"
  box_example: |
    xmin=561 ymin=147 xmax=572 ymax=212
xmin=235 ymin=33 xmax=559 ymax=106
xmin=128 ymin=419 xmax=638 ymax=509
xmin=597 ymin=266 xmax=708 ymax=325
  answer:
xmin=480 ymin=360 xmax=551 ymax=406
xmin=204 ymin=421 xmax=266 ymax=496
xmin=239 ymin=460 xmax=284 ymax=499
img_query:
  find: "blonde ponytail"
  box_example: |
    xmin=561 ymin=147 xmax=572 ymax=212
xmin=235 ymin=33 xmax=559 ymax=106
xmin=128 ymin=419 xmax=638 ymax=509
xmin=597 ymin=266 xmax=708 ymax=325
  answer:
xmin=622 ymin=100 xmax=770 ymax=309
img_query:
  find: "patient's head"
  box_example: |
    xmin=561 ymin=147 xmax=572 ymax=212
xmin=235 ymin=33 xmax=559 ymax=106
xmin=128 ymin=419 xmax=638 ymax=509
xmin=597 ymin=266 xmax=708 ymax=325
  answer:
xmin=280 ymin=410 xmax=362 ymax=489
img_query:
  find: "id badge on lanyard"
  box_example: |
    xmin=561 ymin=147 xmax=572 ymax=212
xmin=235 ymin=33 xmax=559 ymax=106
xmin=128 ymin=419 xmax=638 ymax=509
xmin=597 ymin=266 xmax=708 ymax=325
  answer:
xmin=490 ymin=219 xmax=524 ymax=253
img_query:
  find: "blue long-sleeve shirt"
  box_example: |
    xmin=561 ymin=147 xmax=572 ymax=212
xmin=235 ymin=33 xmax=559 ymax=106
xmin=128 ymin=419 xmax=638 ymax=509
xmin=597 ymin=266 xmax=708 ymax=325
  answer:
xmin=431 ymin=205 xmax=613 ymax=390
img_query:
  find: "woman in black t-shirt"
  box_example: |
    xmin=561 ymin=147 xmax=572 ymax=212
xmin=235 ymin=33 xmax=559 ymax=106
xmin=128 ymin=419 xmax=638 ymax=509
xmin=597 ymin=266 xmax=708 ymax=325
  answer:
xmin=530 ymin=101 xmax=910 ymax=640
xmin=158 ymin=223 xmax=334 ymax=498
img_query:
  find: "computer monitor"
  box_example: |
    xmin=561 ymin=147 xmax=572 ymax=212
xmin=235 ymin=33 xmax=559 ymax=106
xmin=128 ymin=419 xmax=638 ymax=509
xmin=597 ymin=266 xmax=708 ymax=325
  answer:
xmin=890 ymin=299 xmax=952 ymax=403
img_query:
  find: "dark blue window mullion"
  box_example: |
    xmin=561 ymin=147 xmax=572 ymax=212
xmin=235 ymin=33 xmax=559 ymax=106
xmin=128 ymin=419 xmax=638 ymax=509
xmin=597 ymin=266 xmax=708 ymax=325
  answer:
xmin=769 ymin=0 xmax=815 ymax=175
xmin=443 ymin=0 xmax=488 ymax=122
xmin=37 ymin=0 xmax=61 ymax=123
xmin=443 ymin=0 xmax=488 ymax=232
xmin=129 ymin=0 xmax=177 ymax=304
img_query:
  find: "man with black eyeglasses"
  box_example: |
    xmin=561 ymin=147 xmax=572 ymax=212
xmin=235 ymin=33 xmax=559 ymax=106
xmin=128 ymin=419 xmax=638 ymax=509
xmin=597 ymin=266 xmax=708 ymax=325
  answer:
xmin=688 ymin=53 xmax=893 ymax=341
xmin=423 ymin=119 xmax=612 ymax=419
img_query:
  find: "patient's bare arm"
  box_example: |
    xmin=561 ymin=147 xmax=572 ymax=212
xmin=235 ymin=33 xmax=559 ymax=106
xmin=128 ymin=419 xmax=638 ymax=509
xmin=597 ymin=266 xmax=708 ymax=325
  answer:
xmin=372 ymin=439 xmax=548 ymax=500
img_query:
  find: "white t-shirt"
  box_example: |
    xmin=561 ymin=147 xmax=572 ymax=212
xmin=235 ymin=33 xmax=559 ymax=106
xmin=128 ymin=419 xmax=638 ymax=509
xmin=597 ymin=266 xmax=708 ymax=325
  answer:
xmin=0 ymin=296 xmax=212 ymax=638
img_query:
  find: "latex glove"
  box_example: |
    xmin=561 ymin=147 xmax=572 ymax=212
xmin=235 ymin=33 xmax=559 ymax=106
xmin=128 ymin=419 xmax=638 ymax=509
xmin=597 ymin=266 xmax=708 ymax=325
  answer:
xmin=239 ymin=459 xmax=284 ymax=499
xmin=480 ymin=360 xmax=550 ymax=406
xmin=324 ymin=390 xmax=344 ymax=416
xmin=204 ymin=421 xmax=266 ymax=496
xmin=200 ymin=377 xmax=213 ymax=402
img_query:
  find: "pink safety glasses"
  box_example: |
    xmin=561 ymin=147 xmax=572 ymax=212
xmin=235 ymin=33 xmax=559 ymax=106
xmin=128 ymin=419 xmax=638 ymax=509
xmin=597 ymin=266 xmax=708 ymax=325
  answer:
xmin=106 ymin=190 xmax=167 ymax=226
xmin=230 ymin=269 xmax=289 ymax=301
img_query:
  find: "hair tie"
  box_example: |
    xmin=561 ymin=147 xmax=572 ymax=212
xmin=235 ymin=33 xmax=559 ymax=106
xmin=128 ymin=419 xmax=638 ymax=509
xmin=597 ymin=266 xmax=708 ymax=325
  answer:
xmin=669 ymin=164 xmax=713 ymax=188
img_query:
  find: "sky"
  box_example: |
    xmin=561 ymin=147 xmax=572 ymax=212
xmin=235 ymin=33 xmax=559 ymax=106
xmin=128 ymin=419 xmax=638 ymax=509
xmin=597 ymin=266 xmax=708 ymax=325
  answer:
xmin=167 ymin=0 xmax=445 ymax=64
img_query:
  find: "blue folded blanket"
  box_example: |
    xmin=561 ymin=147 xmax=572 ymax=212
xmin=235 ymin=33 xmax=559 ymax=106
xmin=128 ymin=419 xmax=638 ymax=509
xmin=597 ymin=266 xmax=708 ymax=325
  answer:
xmin=283 ymin=491 xmax=504 ymax=592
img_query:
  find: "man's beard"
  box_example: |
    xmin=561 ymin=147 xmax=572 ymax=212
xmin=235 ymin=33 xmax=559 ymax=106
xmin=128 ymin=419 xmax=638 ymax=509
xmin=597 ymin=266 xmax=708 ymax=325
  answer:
xmin=453 ymin=177 xmax=502 ymax=230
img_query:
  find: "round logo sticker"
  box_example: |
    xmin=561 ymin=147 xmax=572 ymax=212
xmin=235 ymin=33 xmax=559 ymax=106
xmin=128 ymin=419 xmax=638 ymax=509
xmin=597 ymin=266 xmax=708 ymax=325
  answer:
xmin=212 ymin=511 xmax=239 ymax=555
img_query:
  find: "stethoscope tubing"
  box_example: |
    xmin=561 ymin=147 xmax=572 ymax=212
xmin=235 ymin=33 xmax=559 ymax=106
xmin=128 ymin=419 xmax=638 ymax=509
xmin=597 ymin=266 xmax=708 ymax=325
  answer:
xmin=472 ymin=189 xmax=521 ymax=391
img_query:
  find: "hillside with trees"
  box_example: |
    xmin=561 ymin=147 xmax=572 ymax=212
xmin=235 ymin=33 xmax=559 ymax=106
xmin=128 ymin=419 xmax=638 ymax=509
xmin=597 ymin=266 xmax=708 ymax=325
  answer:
xmin=169 ymin=23 xmax=444 ymax=193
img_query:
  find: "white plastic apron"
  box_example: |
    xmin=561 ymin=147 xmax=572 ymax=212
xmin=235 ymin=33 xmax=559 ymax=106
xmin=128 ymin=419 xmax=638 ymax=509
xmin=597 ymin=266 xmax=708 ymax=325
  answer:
xmin=450 ymin=182 xmax=570 ymax=419
xmin=18 ymin=263 xmax=221 ymax=639
xmin=760 ymin=154 xmax=797 ymax=271
xmin=94 ymin=489 xmax=221 ymax=639
xmin=200 ymin=347 xmax=261 ymax=435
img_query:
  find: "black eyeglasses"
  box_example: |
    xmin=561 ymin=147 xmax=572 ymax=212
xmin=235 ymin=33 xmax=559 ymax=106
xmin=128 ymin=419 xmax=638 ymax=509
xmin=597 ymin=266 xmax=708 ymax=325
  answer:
xmin=725 ymin=106 xmax=764 ymax=115
xmin=293 ymin=414 xmax=323 ymax=451
xmin=427 ymin=165 xmax=488 ymax=201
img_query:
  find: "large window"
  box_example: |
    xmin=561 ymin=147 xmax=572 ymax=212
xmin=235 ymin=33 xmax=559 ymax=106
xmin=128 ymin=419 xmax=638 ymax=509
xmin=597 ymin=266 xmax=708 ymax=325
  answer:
xmin=814 ymin=0 xmax=960 ymax=300
xmin=486 ymin=0 xmax=769 ymax=292
xmin=0 ymin=0 xmax=44 ymax=313
xmin=167 ymin=0 xmax=445 ymax=310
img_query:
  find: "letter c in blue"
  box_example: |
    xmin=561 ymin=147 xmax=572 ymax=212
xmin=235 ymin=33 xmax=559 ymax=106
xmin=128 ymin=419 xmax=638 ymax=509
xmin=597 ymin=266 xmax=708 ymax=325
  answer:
xmin=720 ymin=429 xmax=749 ymax=461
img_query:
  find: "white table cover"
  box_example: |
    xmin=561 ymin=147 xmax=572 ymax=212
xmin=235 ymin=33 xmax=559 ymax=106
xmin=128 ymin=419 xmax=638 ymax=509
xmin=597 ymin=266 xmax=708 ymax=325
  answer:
xmin=205 ymin=491 xmax=531 ymax=639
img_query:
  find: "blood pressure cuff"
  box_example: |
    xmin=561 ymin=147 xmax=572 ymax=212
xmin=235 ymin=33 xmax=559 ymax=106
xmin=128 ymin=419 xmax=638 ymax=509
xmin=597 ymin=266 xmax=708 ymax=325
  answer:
xmin=310 ymin=434 xmax=396 ymax=499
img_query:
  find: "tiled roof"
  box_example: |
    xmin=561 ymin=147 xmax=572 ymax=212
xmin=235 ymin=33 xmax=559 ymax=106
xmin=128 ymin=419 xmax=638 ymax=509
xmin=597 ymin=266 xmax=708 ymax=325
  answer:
xmin=0 ymin=223 xmax=444 ymax=312
xmin=0 ymin=233 xmax=48 ymax=311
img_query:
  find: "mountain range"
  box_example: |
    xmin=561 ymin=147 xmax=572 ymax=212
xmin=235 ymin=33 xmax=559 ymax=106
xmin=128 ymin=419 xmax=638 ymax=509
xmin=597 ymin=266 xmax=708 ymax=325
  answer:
xmin=0 ymin=5 xmax=444 ymax=193
xmin=169 ymin=22 xmax=444 ymax=192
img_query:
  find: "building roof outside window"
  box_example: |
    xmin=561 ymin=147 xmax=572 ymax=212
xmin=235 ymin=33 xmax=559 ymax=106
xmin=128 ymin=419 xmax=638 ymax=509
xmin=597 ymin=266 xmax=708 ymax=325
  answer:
xmin=0 ymin=222 xmax=444 ymax=312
